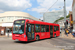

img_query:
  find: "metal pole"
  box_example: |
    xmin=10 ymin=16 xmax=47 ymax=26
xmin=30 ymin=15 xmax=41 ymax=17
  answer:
xmin=8 ymin=30 xmax=9 ymax=37
xmin=64 ymin=0 xmax=67 ymax=29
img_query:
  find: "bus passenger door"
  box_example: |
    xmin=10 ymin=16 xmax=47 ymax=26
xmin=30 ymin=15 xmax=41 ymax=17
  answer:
xmin=26 ymin=24 xmax=34 ymax=41
xmin=50 ymin=26 xmax=53 ymax=37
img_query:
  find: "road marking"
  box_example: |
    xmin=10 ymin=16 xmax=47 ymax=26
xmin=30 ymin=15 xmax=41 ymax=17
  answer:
xmin=54 ymin=45 xmax=56 ymax=46
xmin=62 ymin=49 xmax=64 ymax=50
xmin=52 ymin=38 xmax=75 ymax=45
xmin=66 ymin=43 xmax=75 ymax=45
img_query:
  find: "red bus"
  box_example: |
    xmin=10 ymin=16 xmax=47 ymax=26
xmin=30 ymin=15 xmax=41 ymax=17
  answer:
xmin=12 ymin=19 xmax=60 ymax=41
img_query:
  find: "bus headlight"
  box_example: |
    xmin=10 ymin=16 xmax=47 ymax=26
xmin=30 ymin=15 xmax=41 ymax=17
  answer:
xmin=24 ymin=35 xmax=26 ymax=38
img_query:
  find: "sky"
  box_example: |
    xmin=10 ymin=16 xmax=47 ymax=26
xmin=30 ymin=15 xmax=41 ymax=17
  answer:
xmin=0 ymin=0 xmax=73 ymax=20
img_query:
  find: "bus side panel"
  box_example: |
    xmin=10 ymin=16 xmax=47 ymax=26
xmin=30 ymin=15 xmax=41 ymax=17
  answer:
xmin=40 ymin=32 xmax=45 ymax=39
xmin=56 ymin=31 xmax=60 ymax=36
xmin=36 ymin=32 xmax=47 ymax=39
xmin=35 ymin=32 xmax=50 ymax=40
xmin=58 ymin=26 xmax=60 ymax=36
xmin=35 ymin=32 xmax=44 ymax=39
xmin=54 ymin=25 xmax=60 ymax=37
xmin=41 ymin=32 xmax=50 ymax=39
xmin=54 ymin=31 xmax=59 ymax=37
xmin=45 ymin=32 xmax=50 ymax=38
xmin=56 ymin=26 xmax=60 ymax=37
xmin=35 ymin=32 xmax=42 ymax=39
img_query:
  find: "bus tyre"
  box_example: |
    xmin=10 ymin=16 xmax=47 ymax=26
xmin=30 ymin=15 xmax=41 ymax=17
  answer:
xmin=36 ymin=36 xmax=39 ymax=41
xmin=54 ymin=34 xmax=56 ymax=38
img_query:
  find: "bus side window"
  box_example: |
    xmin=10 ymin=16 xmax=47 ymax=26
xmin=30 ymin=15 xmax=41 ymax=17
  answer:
xmin=46 ymin=25 xmax=49 ymax=32
xmin=35 ymin=24 xmax=40 ymax=32
xmin=41 ymin=25 xmax=45 ymax=32
xmin=56 ymin=26 xmax=59 ymax=31
xmin=54 ymin=26 xmax=56 ymax=32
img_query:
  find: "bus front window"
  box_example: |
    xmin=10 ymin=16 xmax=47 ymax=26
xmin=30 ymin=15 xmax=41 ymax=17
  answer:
xmin=13 ymin=20 xmax=25 ymax=34
xmin=13 ymin=24 xmax=24 ymax=34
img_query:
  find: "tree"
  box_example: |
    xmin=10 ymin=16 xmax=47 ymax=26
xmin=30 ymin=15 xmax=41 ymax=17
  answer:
xmin=54 ymin=14 xmax=70 ymax=23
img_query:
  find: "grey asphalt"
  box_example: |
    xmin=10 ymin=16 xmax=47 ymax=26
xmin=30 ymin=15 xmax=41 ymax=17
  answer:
xmin=46 ymin=37 xmax=75 ymax=50
xmin=0 ymin=37 xmax=61 ymax=50
xmin=0 ymin=37 xmax=75 ymax=50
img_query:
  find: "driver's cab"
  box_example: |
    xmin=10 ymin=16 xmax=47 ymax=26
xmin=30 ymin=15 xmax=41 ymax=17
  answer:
xmin=12 ymin=20 xmax=26 ymax=41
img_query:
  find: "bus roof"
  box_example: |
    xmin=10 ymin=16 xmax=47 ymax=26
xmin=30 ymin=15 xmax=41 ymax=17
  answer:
xmin=26 ymin=19 xmax=59 ymax=26
xmin=14 ymin=19 xmax=59 ymax=26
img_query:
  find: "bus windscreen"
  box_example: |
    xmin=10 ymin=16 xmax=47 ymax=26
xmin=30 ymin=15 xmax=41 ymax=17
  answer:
xmin=13 ymin=20 xmax=25 ymax=34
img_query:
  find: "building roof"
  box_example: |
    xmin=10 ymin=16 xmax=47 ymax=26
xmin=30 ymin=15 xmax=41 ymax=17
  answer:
xmin=0 ymin=11 xmax=40 ymax=21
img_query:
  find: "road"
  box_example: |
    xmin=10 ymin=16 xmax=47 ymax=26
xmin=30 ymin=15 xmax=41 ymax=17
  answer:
xmin=0 ymin=37 xmax=75 ymax=50
xmin=48 ymin=37 xmax=75 ymax=50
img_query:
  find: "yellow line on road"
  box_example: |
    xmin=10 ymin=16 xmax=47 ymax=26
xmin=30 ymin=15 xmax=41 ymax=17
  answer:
xmin=54 ymin=45 xmax=56 ymax=46
xmin=62 ymin=49 xmax=64 ymax=50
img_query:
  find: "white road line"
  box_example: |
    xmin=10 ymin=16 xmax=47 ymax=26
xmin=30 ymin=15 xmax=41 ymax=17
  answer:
xmin=66 ymin=43 xmax=75 ymax=45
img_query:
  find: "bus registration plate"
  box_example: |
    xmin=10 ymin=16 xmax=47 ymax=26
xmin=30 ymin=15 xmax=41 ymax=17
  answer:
xmin=16 ymin=39 xmax=18 ymax=41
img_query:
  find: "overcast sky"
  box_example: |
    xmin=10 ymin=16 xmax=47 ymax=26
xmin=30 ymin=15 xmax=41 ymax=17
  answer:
xmin=0 ymin=0 xmax=73 ymax=20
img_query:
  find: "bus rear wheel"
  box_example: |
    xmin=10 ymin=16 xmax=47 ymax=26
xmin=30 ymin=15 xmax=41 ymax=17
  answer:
xmin=36 ymin=36 xmax=39 ymax=41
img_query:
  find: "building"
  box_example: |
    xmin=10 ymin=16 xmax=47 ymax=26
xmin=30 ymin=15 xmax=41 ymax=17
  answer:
xmin=43 ymin=10 xmax=64 ymax=23
xmin=69 ymin=11 xmax=73 ymax=28
xmin=56 ymin=18 xmax=70 ymax=28
xmin=72 ymin=0 xmax=75 ymax=30
xmin=0 ymin=11 xmax=40 ymax=36
xmin=55 ymin=11 xmax=73 ymax=29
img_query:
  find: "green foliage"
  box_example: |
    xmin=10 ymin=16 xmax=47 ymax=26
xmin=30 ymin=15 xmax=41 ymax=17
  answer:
xmin=54 ymin=14 xmax=70 ymax=23
xmin=66 ymin=14 xmax=70 ymax=18
xmin=54 ymin=17 xmax=64 ymax=23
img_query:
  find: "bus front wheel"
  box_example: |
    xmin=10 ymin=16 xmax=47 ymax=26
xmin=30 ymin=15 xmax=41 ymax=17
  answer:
xmin=36 ymin=36 xmax=39 ymax=41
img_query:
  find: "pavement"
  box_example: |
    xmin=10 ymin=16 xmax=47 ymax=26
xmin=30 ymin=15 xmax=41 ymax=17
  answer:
xmin=0 ymin=35 xmax=12 ymax=38
xmin=60 ymin=30 xmax=75 ymax=39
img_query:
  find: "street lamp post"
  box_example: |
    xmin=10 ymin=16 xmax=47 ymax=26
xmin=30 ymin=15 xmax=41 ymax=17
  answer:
xmin=64 ymin=0 xmax=67 ymax=29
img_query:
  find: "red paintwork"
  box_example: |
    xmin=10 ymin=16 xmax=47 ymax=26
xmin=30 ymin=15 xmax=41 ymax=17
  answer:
xmin=12 ymin=19 xmax=60 ymax=41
